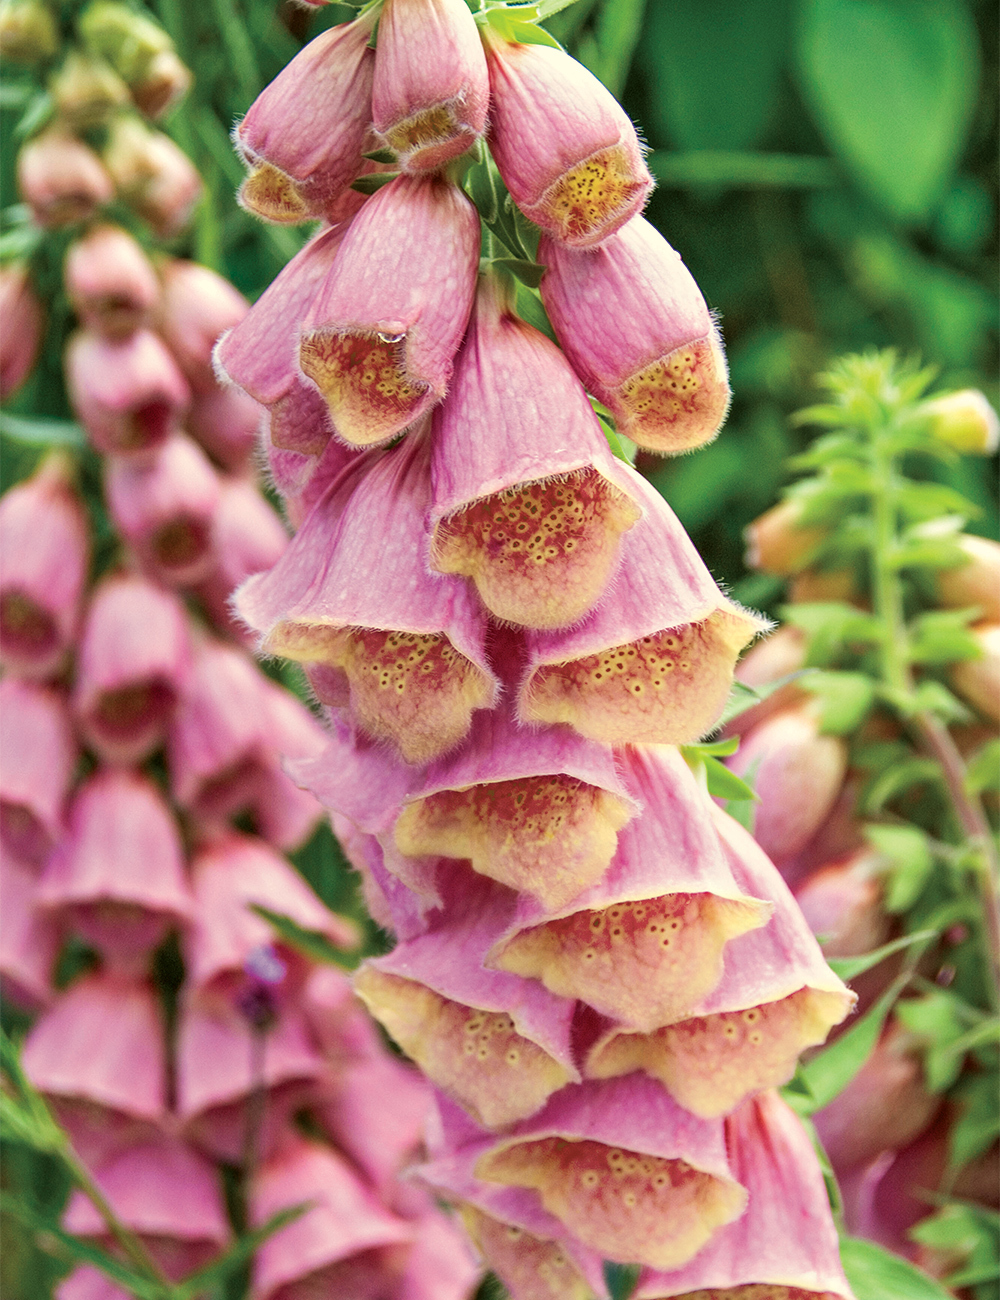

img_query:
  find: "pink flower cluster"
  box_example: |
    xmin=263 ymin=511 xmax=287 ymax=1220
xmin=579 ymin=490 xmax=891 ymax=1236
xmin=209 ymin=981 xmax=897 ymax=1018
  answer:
xmin=218 ymin=4 xmax=861 ymax=1296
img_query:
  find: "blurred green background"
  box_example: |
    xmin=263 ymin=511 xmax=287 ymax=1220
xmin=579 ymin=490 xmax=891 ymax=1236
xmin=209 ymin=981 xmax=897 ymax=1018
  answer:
xmin=2 ymin=0 xmax=997 ymax=598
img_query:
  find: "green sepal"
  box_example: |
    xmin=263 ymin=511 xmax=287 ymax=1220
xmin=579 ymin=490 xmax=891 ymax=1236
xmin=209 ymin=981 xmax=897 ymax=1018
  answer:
xmin=363 ymin=147 xmax=398 ymax=164
xmin=351 ymin=170 xmax=400 ymax=194
xmin=826 ymin=927 xmax=939 ymax=980
xmin=603 ymin=1261 xmax=640 ymax=1300
xmin=907 ymin=607 xmax=983 ymax=665
xmin=481 ymin=8 xmax=563 ymax=49
xmin=491 ymin=257 xmax=545 ymax=288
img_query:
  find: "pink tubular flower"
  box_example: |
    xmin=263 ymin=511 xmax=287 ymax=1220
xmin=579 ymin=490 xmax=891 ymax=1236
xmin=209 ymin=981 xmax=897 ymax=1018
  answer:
xmin=183 ymin=832 xmax=357 ymax=990
xmin=517 ymin=471 xmax=766 ymax=745
xmin=66 ymin=327 xmax=190 ymax=457
xmin=582 ymin=802 xmax=854 ymax=1119
xmin=372 ymin=0 xmax=488 ymax=172
xmin=105 ymin=432 xmax=220 ymax=585
xmin=63 ymin=224 xmax=160 ymax=339
xmin=234 ymin=16 xmax=375 ymax=224
xmin=185 ymin=385 xmax=261 ymax=473
xmin=298 ymin=175 xmax=480 ymax=448
xmin=429 ymin=273 xmax=641 ymax=629
xmin=481 ymin=29 xmax=653 ymax=249
xmin=22 ymin=971 xmax=167 ymax=1166
xmin=73 ymin=573 xmax=189 ymax=763
xmin=634 ymin=1089 xmax=853 ymax=1298
xmin=727 ymin=703 xmax=849 ymax=866
xmin=249 ymin=1139 xmax=413 ymax=1300
xmin=0 ymin=678 xmax=76 ymax=866
xmin=539 ymin=216 xmax=730 ymax=454
xmin=236 ymin=435 xmax=498 ymax=765
xmin=61 ymin=1136 xmax=230 ymax=1281
xmin=0 ymin=856 xmax=60 ymax=1010
xmin=0 ymin=454 xmax=90 ymax=679
xmin=795 ymin=849 xmax=891 ymax=960
xmin=0 ymin=262 xmax=44 ymax=398
xmin=195 ymin=476 xmax=289 ymax=637
xmin=38 ymin=767 xmax=192 ymax=972
xmin=158 ymin=258 xmax=250 ymax=392
xmin=16 ymin=127 xmax=114 ymax=226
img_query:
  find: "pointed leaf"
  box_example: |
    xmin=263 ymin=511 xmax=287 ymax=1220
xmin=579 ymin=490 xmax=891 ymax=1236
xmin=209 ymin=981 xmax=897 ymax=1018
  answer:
xmin=839 ymin=1234 xmax=955 ymax=1300
xmin=827 ymin=928 xmax=939 ymax=980
xmin=250 ymin=906 xmax=354 ymax=969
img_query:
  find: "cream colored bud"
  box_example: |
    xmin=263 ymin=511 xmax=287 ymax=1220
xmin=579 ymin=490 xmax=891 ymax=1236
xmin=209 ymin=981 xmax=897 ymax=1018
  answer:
xmin=922 ymin=389 xmax=999 ymax=455
xmin=0 ymin=0 xmax=57 ymax=62
xmin=49 ymin=50 xmax=131 ymax=129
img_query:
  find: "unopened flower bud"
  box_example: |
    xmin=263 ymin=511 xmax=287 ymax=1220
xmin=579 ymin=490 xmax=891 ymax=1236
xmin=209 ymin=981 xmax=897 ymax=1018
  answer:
xmin=540 ymin=216 xmax=729 ymax=454
xmin=103 ymin=115 xmax=202 ymax=235
xmin=936 ymin=534 xmax=1000 ymax=622
xmin=921 ymin=388 xmax=999 ymax=455
xmin=482 ymin=27 xmax=653 ymax=248
xmin=17 ymin=127 xmax=114 ymax=227
xmin=49 ymin=49 xmax=131 ymax=129
xmin=949 ymin=620 xmax=1000 ymax=722
xmin=105 ymin=432 xmax=221 ymax=585
xmin=235 ymin=15 xmax=375 ymax=224
xmin=788 ymin=565 xmax=858 ymax=603
xmin=0 ymin=262 xmax=44 ymax=398
xmin=0 ymin=454 xmax=90 ymax=679
xmin=158 ymin=259 xmax=249 ymax=393
xmin=64 ymin=223 xmax=160 ymax=339
xmin=372 ymin=0 xmax=488 ymax=173
xmin=0 ymin=0 xmax=57 ymax=63
xmin=0 ymin=679 xmax=75 ymax=866
xmin=743 ymin=496 xmax=826 ymax=574
xmin=66 ymin=326 xmax=190 ymax=456
xmin=727 ymin=704 xmax=849 ymax=865
xmin=794 ymin=849 xmax=891 ymax=959
xmin=78 ymin=0 xmax=190 ymax=118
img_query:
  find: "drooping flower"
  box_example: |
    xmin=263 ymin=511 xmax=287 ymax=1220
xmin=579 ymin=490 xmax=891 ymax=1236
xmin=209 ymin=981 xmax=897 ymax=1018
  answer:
xmin=949 ymin=620 xmax=1000 ymax=721
xmin=539 ymin=216 xmax=730 ymax=454
xmin=936 ymin=534 xmax=1000 ymax=622
xmin=0 ymin=678 xmax=76 ymax=865
xmin=17 ymin=126 xmax=114 ymax=226
xmin=157 ymin=258 xmax=250 ymax=392
xmin=372 ymin=0 xmax=489 ymax=173
xmin=481 ymin=26 xmax=653 ymax=248
xmin=0 ymin=261 xmax=45 ymax=397
xmin=0 ymin=856 xmax=61 ymax=1010
xmin=64 ymin=223 xmax=161 ymax=339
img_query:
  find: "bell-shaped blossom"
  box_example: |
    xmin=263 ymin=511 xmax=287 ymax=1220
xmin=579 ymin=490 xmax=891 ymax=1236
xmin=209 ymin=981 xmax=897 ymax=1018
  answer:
xmin=73 ymin=573 xmax=190 ymax=763
xmin=234 ymin=16 xmax=375 ymax=223
xmin=539 ymin=216 xmax=729 ymax=454
xmin=298 ymin=175 xmax=480 ymax=447
xmin=482 ymin=30 xmax=652 ymax=249
xmin=104 ymin=432 xmax=221 ymax=585
xmin=485 ymin=747 xmax=770 ymax=1032
xmin=0 ymin=855 xmax=60 ymax=1009
xmin=176 ymin=983 xmax=324 ymax=1163
xmin=16 ymin=127 xmax=114 ymax=226
xmin=794 ymin=849 xmax=890 ymax=960
xmin=0 ymin=453 xmax=90 ymax=679
xmin=950 ymin=620 xmax=1000 ymax=721
xmin=166 ymin=634 xmax=324 ymax=834
xmin=61 ymin=1135 xmax=230 ymax=1281
xmin=582 ymin=802 xmax=854 ymax=1118
xmin=63 ymin=223 xmax=160 ymax=339
xmin=158 ymin=258 xmax=250 ymax=392
xmin=66 ymin=326 xmax=190 ymax=457
xmin=727 ymin=704 xmax=849 ymax=866
xmin=102 ymin=115 xmax=202 ymax=236
xmin=813 ymin=1020 xmax=940 ymax=1178
xmin=38 ymin=768 xmax=192 ymax=972
xmin=392 ymin=675 xmax=638 ymax=911
xmin=372 ymin=0 xmax=488 ymax=172
xmin=22 ymin=972 xmax=167 ymax=1166
xmin=250 ymin=1138 xmax=413 ymax=1300
xmin=429 ymin=274 xmax=641 ymax=629
xmin=0 ymin=679 xmax=75 ymax=865
xmin=355 ymin=867 xmax=579 ymax=1130
xmin=449 ymin=1076 xmax=745 ymax=1272
xmin=743 ymin=497 xmax=825 ymax=575
xmin=236 ymin=434 xmax=498 ymax=765
xmin=270 ymin=419 xmax=362 ymax=524
xmin=0 ymin=261 xmax=44 ymax=397
xmin=196 ymin=476 xmax=288 ymax=638
xmin=936 ymin=533 xmax=1000 ymax=622
xmin=634 ymin=1090 xmax=852 ymax=1298
xmin=183 ymin=832 xmax=357 ymax=991
xmin=185 ymin=384 xmax=261 ymax=473
xmin=518 ymin=472 xmax=765 ymax=745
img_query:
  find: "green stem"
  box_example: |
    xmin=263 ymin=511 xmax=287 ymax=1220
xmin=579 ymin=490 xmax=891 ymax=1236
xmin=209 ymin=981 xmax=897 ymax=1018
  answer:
xmin=870 ymin=438 xmax=912 ymax=699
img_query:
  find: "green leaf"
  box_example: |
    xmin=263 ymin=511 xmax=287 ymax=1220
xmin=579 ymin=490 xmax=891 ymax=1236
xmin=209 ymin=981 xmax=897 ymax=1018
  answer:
xmin=839 ymin=1234 xmax=955 ymax=1300
xmin=483 ymin=10 xmax=562 ymax=48
xmin=351 ymin=171 xmax=401 ymax=194
xmin=14 ymin=89 xmax=53 ymax=139
xmin=603 ymin=1261 xmax=640 ymax=1300
xmin=908 ymin=608 xmax=983 ymax=665
xmin=895 ymin=990 xmax=970 ymax=1092
xmin=780 ymin=602 xmax=882 ymax=663
xmin=966 ymin=739 xmax=1000 ymax=795
xmin=715 ymin=672 xmax=812 ymax=728
xmin=827 ymin=928 xmax=939 ymax=980
xmin=703 ymin=755 xmax=759 ymax=803
xmin=796 ymin=0 xmax=979 ymax=222
xmin=639 ymin=0 xmax=790 ymax=152
xmin=801 ymin=670 xmax=875 ymax=734
xmin=176 ymin=1204 xmax=311 ymax=1297
xmin=790 ymin=993 xmax=890 ymax=1113
xmin=362 ymin=147 xmax=398 ymax=164
xmin=491 ymin=258 xmax=545 ymax=289
xmin=0 ymin=412 xmax=85 ymax=447
xmin=250 ymin=906 xmax=355 ymax=968
xmin=865 ymin=823 xmax=934 ymax=913
xmin=683 ymin=736 xmax=740 ymax=758
xmin=862 ymin=757 xmax=942 ymax=813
